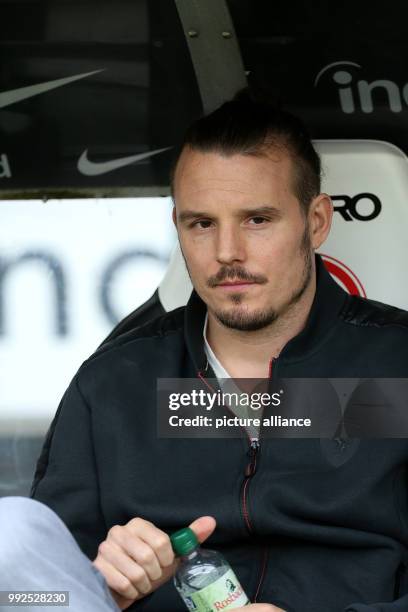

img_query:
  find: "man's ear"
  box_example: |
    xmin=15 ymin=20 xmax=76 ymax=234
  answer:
xmin=308 ymin=194 xmax=333 ymax=250
xmin=172 ymin=205 xmax=177 ymax=228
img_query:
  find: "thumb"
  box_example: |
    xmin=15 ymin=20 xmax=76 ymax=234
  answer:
xmin=148 ymin=517 xmax=216 ymax=590
xmin=188 ymin=515 xmax=217 ymax=544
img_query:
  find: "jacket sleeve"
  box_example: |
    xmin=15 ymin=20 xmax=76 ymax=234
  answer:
xmin=30 ymin=374 xmax=108 ymax=561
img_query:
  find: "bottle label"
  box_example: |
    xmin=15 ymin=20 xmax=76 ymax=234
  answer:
xmin=183 ymin=568 xmax=250 ymax=611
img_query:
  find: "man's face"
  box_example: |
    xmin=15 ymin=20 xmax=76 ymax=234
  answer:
xmin=172 ymin=147 xmax=317 ymax=332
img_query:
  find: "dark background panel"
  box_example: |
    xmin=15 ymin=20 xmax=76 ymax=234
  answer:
xmin=228 ymin=0 xmax=408 ymax=148
xmin=1 ymin=0 xmax=407 ymax=192
xmin=0 ymin=0 xmax=202 ymax=193
xmin=0 ymin=0 xmax=408 ymax=195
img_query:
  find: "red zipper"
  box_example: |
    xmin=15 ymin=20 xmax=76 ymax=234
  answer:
xmin=254 ymin=547 xmax=269 ymax=603
xmin=241 ymin=356 xmax=276 ymax=531
xmin=245 ymin=356 xmax=276 ymax=601
xmin=198 ymin=355 xmax=277 ymax=602
xmin=197 ymin=368 xmax=257 ymax=530
xmin=242 ymin=438 xmax=260 ymax=531
xmin=240 ymin=431 xmax=264 ymax=601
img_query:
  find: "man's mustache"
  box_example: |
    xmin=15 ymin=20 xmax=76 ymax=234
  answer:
xmin=207 ymin=267 xmax=268 ymax=287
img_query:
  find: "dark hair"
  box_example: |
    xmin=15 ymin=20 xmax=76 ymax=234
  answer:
xmin=170 ymin=89 xmax=321 ymax=214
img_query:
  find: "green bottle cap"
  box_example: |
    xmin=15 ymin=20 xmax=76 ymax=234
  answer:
xmin=170 ymin=527 xmax=199 ymax=556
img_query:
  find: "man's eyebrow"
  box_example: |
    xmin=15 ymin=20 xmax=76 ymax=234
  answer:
xmin=177 ymin=206 xmax=282 ymax=223
xmin=238 ymin=206 xmax=282 ymax=217
xmin=177 ymin=210 xmax=208 ymax=223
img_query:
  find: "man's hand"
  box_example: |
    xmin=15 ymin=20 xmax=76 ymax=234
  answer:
xmin=92 ymin=515 xmax=216 ymax=610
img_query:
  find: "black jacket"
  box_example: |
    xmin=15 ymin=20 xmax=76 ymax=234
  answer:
xmin=31 ymin=256 xmax=408 ymax=612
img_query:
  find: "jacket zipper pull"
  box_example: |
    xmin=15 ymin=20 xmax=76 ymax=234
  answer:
xmin=334 ymin=436 xmax=347 ymax=451
xmin=245 ymin=439 xmax=260 ymax=476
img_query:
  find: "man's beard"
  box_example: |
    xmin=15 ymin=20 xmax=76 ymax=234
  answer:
xmin=180 ymin=222 xmax=313 ymax=332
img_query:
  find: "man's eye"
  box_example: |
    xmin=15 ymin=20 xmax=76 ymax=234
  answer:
xmin=192 ymin=220 xmax=212 ymax=229
xmin=249 ymin=216 xmax=268 ymax=225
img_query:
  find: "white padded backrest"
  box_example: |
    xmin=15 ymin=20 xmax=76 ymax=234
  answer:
xmin=158 ymin=242 xmax=193 ymax=312
xmin=315 ymin=140 xmax=408 ymax=309
xmin=158 ymin=140 xmax=408 ymax=312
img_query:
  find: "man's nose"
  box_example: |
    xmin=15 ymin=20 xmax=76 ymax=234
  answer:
xmin=215 ymin=224 xmax=246 ymax=264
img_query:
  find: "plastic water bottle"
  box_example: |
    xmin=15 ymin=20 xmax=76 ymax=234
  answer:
xmin=170 ymin=527 xmax=250 ymax=611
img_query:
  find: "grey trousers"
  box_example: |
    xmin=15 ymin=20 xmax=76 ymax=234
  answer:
xmin=0 ymin=496 xmax=121 ymax=612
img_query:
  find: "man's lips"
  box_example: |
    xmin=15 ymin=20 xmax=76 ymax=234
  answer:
xmin=216 ymin=281 xmax=258 ymax=290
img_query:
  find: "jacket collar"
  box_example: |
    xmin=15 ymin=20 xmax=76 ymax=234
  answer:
xmin=184 ymin=254 xmax=349 ymax=373
xmin=277 ymin=254 xmax=349 ymax=363
xmin=184 ymin=280 xmax=209 ymax=374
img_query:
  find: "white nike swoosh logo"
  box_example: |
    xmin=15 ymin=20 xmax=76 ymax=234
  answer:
xmin=0 ymin=70 xmax=104 ymax=109
xmin=77 ymin=147 xmax=172 ymax=176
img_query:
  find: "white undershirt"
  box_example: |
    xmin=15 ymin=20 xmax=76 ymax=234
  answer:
xmin=203 ymin=312 xmax=231 ymax=379
xmin=203 ymin=312 xmax=260 ymax=439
